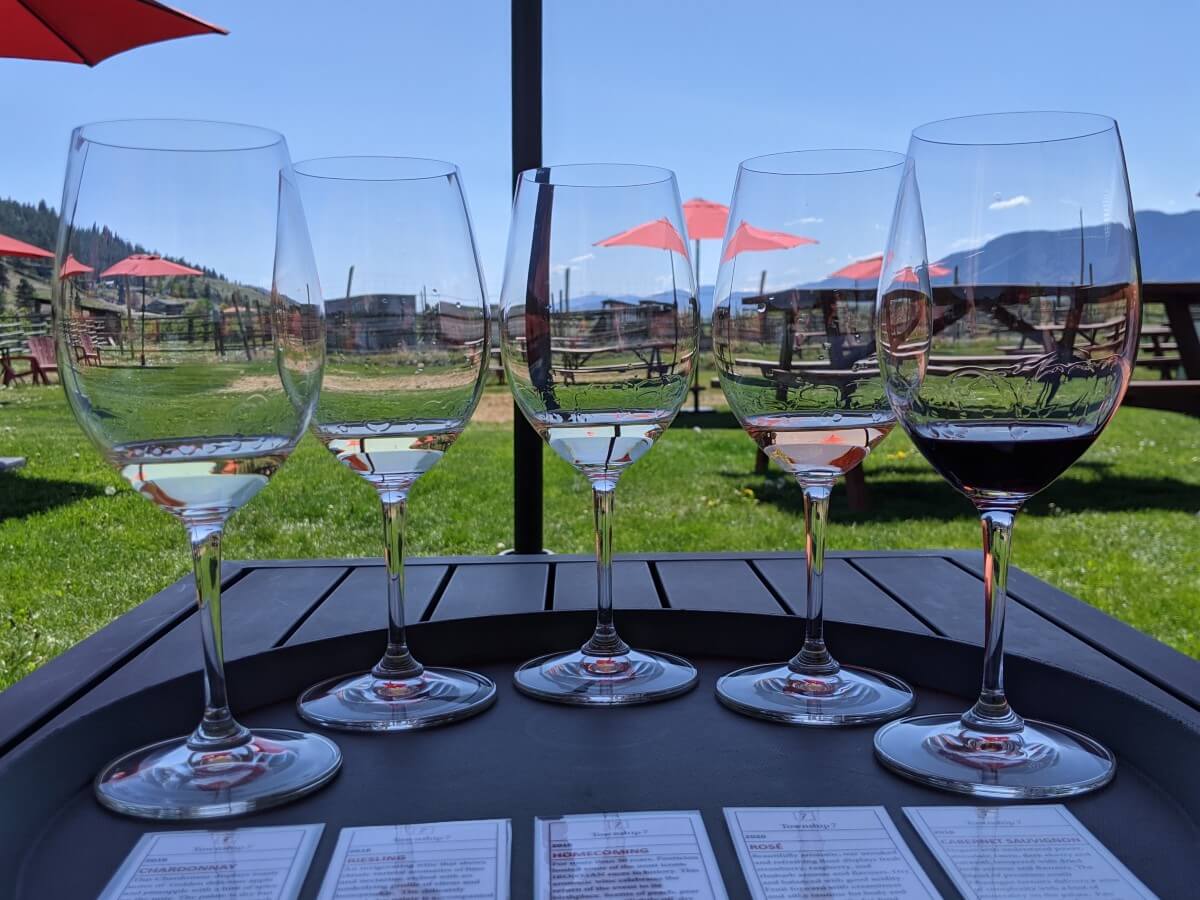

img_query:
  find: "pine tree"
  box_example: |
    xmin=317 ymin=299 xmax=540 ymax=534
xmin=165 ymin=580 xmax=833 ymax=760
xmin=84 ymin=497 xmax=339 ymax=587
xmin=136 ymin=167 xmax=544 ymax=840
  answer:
xmin=15 ymin=277 xmax=36 ymax=312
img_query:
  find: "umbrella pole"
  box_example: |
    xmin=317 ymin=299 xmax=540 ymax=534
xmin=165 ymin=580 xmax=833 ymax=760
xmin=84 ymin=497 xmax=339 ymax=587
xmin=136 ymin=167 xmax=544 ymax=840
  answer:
xmin=692 ymin=238 xmax=701 ymax=411
xmin=668 ymin=247 xmax=678 ymax=378
xmin=140 ymin=277 xmax=147 ymax=367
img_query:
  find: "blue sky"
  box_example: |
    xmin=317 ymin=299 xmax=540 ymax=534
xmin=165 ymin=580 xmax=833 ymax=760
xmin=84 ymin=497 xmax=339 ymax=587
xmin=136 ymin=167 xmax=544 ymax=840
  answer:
xmin=1 ymin=0 xmax=1196 ymax=296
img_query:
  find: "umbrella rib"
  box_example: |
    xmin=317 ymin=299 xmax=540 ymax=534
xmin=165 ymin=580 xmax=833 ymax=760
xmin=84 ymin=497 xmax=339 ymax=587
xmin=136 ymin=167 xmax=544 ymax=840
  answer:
xmin=16 ymin=0 xmax=92 ymax=65
xmin=131 ymin=0 xmax=229 ymax=35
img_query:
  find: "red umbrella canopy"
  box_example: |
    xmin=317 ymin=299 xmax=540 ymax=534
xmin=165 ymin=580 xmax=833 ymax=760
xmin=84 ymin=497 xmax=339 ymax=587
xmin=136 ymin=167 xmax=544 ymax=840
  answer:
xmin=0 ymin=232 xmax=53 ymax=259
xmin=893 ymin=262 xmax=952 ymax=285
xmin=721 ymin=221 xmax=817 ymax=262
xmin=682 ymin=198 xmax=729 ymax=241
xmin=828 ymin=254 xmax=884 ymax=282
xmin=100 ymin=253 xmax=203 ymax=278
xmin=594 ymin=217 xmax=688 ymax=256
xmin=0 ymin=0 xmax=226 ymax=66
xmin=59 ymin=254 xmax=94 ymax=278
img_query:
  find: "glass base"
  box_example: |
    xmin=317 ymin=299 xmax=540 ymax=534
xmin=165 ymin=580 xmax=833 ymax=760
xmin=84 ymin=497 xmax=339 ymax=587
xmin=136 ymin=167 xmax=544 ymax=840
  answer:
xmin=874 ymin=712 xmax=1116 ymax=798
xmin=297 ymin=667 xmax=497 ymax=731
xmin=95 ymin=728 xmax=342 ymax=820
xmin=716 ymin=662 xmax=915 ymax=726
xmin=514 ymin=647 xmax=698 ymax=706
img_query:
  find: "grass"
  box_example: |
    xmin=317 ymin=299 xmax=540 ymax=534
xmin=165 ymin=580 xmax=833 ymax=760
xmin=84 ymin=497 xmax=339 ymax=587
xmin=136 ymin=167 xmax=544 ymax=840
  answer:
xmin=1 ymin=383 xmax=1197 ymax=689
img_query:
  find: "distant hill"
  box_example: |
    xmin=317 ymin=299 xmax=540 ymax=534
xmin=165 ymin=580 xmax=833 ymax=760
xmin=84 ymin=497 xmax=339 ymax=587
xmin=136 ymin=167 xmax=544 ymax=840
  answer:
xmin=0 ymin=197 xmax=221 ymax=280
xmin=1128 ymin=210 xmax=1200 ymax=282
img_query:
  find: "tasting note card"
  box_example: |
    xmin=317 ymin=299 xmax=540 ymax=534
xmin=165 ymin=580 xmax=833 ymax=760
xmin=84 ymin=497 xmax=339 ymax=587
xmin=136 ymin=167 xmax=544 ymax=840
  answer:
xmin=904 ymin=805 xmax=1158 ymax=900
xmin=535 ymin=810 xmax=728 ymax=899
xmin=315 ymin=819 xmax=511 ymax=900
xmin=724 ymin=807 xmax=940 ymax=899
xmin=98 ymin=824 xmax=323 ymax=900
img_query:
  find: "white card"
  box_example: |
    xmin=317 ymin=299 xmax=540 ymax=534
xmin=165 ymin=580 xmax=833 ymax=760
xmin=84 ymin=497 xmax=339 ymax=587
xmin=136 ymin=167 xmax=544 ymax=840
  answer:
xmin=724 ymin=807 xmax=940 ymax=899
xmin=904 ymin=805 xmax=1158 ymax=900
xmin=535 ymin=810 xmax=728 ymax=899
xmin=99 ymin=823 xmax=323 ymax=900
xmin=315 ymin=819 xmax=511 ymax=899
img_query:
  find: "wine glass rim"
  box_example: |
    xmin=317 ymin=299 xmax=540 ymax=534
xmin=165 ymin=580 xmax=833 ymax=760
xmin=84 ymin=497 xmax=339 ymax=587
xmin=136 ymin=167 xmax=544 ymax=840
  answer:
xmin=73 ymin=118 xmax=285 ymax=153
xmin=912 ymin=111 xmax=1116 ymax=147
xmin=293 ymin=155 xmax=459 ymax=182
xmin=740 ymin=149 xmax=906 ymax=176
xmin=519 ymin=163 xmax=676 ymax=188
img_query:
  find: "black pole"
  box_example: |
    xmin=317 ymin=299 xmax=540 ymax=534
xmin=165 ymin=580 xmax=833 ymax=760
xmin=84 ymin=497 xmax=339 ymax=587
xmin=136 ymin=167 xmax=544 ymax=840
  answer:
xmin=512 ymin=0 xmax=544 ymax=553
xmin=139 ymin=277 xmax=147 ymax=367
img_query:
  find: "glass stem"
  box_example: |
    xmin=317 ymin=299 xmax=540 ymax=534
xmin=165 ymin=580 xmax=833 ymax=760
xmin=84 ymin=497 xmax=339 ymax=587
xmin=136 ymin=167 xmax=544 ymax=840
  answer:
xmin=372 ymin=495 xmax=425 ymax=680
xmin=961 ymin=509 xmax=1024 ymax=733
xmin=187 ymin=522 xmax=251 ymax=752
xmin=789 ymin=482 xmax=840 ymax=676
xmin=582 ymin=480 xmax=629 ymax=657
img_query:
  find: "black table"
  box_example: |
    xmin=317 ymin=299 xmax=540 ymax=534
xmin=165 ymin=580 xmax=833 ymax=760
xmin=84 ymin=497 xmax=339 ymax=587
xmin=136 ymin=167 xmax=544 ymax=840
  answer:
xmin=2 ymin=551 xmax=1198 ymax=897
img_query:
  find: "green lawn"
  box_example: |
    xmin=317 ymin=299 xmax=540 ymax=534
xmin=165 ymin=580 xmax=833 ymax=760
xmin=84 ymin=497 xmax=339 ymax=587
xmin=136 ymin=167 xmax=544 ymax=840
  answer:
xmin=1 ymin=384 xmax=1197 ymax=689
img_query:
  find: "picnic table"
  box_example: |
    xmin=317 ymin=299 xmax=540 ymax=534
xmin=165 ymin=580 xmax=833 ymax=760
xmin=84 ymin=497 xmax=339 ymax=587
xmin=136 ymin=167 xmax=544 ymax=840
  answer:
xmin=1 ymin=551 xmax=1197 ymax=896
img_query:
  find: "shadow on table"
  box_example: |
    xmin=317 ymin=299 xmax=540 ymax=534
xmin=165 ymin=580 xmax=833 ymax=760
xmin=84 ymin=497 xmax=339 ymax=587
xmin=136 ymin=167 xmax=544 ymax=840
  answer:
xmin=0 ymin=471 xmax=103 ymax=522
xmin=724 ymin=459 xmax=1200 ymax=521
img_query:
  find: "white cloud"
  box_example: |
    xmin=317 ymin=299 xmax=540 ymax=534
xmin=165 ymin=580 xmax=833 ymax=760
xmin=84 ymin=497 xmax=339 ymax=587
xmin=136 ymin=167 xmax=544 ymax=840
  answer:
xmin=569 ymin=253 xmax=594 ymax=264
xmin=988 ymin=194 xmax=1031 ymax=211
xmin=785 ymin=216 xmax=823 ymax=225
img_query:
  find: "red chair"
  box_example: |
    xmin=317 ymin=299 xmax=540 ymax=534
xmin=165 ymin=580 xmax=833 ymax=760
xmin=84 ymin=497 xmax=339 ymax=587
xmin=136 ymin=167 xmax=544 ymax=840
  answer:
xmin=26 ymin=336 xmax=58 ymax=385
xmin=75 ymin=330 xmax=102 ymax=366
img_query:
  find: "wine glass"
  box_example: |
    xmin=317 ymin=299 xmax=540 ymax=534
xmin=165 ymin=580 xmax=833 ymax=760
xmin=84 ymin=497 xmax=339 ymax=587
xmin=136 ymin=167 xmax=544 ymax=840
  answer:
xmin=712 ymin=150 xmax=916 ymax=725
xmin=874 ymin=112 xmax=1140 ymax=797
xmin=292 ymin=156 xmax=496 ymax=730
xmin=53 ymin=119 xmax=339 ymax=819
xmin=499 ymin=164 xmax=699 ymax=705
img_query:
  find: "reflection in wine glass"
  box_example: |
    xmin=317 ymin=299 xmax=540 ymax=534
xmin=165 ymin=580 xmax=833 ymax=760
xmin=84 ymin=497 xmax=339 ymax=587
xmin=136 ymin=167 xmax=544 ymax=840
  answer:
xmin=712 ymin=150 xmax=915 ymax=725
xmin=54 ymin=119 xmax=339 ymax=819
xmin=500 ymin=164 xmax=699 ymax=705
xmin=874 ymin=112 xmax=1140 ymax=798
xmin=292 ymin=157 xmax=496 ymax=731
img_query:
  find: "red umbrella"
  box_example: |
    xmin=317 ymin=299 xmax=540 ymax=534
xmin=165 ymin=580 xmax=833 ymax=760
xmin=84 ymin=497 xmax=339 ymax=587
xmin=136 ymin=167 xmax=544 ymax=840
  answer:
xmin=595 ymin=217 xmax=689 ymax=323
xmin=594 ymin=217 xmax=688 ymax=256
xmin=101 ymin=254 xmax=202 ymax=366
xmin=0 ymin=232 xmax=52 ymax=259
xmin=1 ymin=0 xmax=226 ymax=67
xmin=100 ymin=253 xmax=203 ymax=279
xmin=721 ymin=220 xmax=817 ymax=262
xmin=829 ymin=254 xmax=885 ymax=282
xmin=893 ymin=262 xmax=952 ymax=285
xmin=682 ymin=198 xmax=729 ymax=240
xmin=59 ymin=254 xmax=93 ymax=278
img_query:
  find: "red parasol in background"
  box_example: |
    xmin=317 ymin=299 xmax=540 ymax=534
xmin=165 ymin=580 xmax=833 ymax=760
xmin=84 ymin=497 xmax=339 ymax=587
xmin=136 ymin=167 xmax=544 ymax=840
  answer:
xmin=682 ymin=198 xmax=728 ymax=240
xmin=101 ymin=254 xmax=203 ymax=366
xmin=894 ymin=262 xmax=952 ymax=284
xmin=0 ymin=0 xmax=226 ymax=66
xmin=829 ymin=254 xmax=885 ymax=282
xmin=831 ymin=255 xmax=951 ymax=285
xmin=59 ymin=254 xmax=93 ymax=278
xmin=594 ymin=217 xmax=688 ymax=256
xmin=100 ymin=253 xmax=203 ymax=279
xmin=0 ymin=232 xmax=52 ymax=259
xmin=721 ymin=220 xmax=817 ymax=262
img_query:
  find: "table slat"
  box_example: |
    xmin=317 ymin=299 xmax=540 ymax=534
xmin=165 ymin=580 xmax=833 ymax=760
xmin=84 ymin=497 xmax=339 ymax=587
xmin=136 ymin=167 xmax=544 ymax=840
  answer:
xmin=40 ymin=565 xmax=347 ymax=722
xmin=950 ymin=551 xmax=1200 ymax=711
xmin=0 ymin=563 xmax=242 ymax=757
xmin=752 ymin=557 xmax=932 ymax=634
xmin=285 ymin=565 xmax=449 ymax=646
xmin=655 ymin=560 xmax=783 ymax=614
xmin=551 ymin=561 xmax=662 ymax=610
xmin=853 ymin=556 xmax=1200 ymax=721
xmin=431 ymin=563 xmax=548 ymax=619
